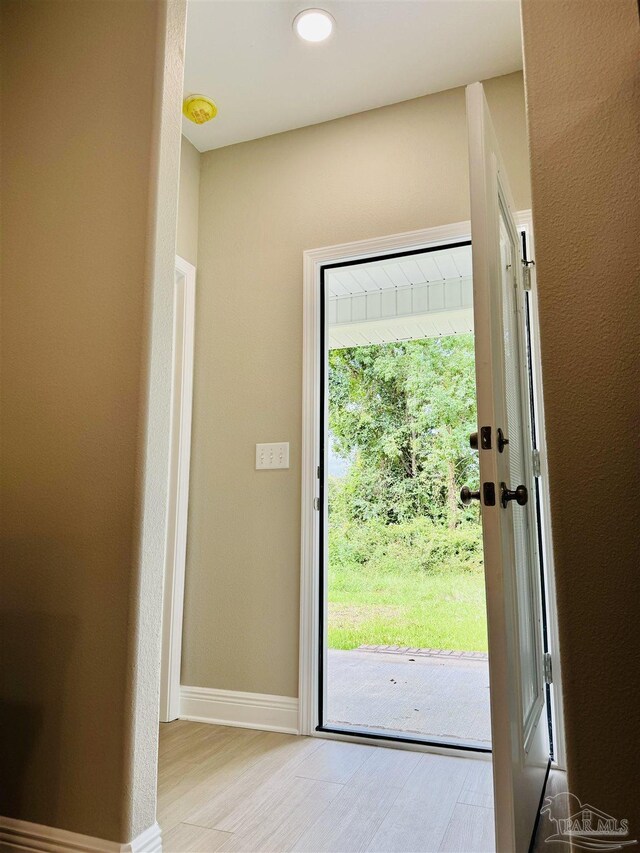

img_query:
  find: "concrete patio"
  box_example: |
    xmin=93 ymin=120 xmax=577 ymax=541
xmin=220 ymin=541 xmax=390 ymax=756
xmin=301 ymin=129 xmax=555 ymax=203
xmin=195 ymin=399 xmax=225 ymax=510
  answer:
xmin=326 ymin=646 xmax=491 ymax=745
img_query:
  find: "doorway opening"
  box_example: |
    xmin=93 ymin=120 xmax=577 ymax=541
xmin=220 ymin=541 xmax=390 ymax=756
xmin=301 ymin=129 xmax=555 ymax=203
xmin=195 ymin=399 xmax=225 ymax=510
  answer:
xmin=318 ymin=241 xmax=491 ymax=750
xmin=161 ymin=0 xmax=567 ymax=842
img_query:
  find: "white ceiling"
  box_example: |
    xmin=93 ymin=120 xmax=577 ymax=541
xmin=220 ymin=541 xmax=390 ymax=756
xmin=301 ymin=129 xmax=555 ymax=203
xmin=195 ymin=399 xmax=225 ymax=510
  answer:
xmin=183 ymin=0 xmax=523 ymax=152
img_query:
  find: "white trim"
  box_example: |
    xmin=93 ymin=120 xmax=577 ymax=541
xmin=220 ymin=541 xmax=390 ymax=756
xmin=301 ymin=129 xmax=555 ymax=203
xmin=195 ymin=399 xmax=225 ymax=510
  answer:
xmin=299 ymin=221 xmax=474 ymax=739
xmin=299 ymin=218 xmax=565 ymax=768
xmin=0 ymin=818 xmax=161 ymax=853
xmin=180 ymin=686 xmax=299 ymax=734
xmin=127 ymin=825 xmax=161 ymax=853
xmin=159 ymin=255 xmax=196 ymax=723
xmin=515 ymin=210 xmax=566 ymax=771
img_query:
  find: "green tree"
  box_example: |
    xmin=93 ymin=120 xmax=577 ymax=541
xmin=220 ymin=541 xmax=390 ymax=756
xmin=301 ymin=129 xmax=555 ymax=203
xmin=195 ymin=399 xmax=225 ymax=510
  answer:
xmin=328 ymin=335 xmax=478 ymax=527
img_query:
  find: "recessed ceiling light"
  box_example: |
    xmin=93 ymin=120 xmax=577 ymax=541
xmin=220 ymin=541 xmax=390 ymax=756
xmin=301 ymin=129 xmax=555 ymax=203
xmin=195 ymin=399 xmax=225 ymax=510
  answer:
xmin=293 ymin=9 xmax=334 ymax=43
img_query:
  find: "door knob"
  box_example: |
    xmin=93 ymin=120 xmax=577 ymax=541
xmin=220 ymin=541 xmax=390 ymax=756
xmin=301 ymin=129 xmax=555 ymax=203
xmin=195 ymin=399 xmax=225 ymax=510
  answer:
xmin=460 ymin=486 xmax=481 ymax=505
xmin=500 ymin=483 xmax=528 ymax=508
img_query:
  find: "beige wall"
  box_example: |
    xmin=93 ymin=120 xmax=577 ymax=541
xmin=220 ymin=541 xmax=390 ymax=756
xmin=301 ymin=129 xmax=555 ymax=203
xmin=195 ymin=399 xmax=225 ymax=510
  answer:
xmin=0 ymin=0 xmax=184 ymax=842
xmin=522 ymin=0 xmax=640 ymax=832
xmin=177 ymin=135 xmax=201 ymax=266
xmin=182 ymin=71 xmax=531 ymax=697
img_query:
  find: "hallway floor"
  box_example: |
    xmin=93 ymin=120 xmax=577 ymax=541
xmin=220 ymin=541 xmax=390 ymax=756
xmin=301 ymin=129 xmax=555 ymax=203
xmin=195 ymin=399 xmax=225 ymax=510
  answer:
xmin=158 ymin=721 xmax=494 ymax=852
xmin=326 ymin=648 xmax=491 ymax=745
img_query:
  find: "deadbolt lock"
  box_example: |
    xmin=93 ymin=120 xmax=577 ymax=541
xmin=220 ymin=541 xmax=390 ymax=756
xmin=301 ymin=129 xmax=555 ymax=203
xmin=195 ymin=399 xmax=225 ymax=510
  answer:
xmin=470 ymin=427 xmax=492 ymax=450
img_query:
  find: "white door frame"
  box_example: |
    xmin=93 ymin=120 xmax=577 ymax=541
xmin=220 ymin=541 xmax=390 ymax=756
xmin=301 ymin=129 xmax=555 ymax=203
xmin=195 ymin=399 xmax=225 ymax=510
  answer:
xmin=159 ymin=255 xmax=196 ymax=723
xmin=298 ymin=217 xmax=565 ymax=767
xmin=517 ymin=211 xmax=566 ymax=771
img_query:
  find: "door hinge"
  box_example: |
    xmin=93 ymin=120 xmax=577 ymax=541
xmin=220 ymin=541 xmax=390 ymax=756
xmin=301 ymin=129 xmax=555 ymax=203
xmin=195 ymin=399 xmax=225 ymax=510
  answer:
xmin=543 ymin=652 xmax=553 ymax=685
xmin=532 ymin=449 xmax=541 ymax=478
xmin=313 ymin=497 xmax=321 ymax=511
xmin=522 ymin=259 xmax=535 ymax=291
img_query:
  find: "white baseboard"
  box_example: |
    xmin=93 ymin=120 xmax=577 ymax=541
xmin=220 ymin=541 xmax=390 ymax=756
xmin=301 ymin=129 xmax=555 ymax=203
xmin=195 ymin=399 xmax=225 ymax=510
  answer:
xmin=127 ymin=824 xmax=161 ymax=853
xmin=180 ymin=685 xmax=299 ymax=734
xmin=0 ymin=817 xmax=161 ymax=853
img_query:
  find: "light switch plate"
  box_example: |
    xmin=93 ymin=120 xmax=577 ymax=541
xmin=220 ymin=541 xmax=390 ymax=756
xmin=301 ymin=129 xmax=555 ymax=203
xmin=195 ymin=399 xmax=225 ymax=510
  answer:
xmin=255 ymin=442 xmax=289 ymax=470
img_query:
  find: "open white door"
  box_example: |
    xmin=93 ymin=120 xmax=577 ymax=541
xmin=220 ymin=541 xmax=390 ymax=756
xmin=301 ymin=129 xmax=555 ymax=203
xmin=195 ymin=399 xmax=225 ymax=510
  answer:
xmin=466 ymin=82 xmax=549 ymax=852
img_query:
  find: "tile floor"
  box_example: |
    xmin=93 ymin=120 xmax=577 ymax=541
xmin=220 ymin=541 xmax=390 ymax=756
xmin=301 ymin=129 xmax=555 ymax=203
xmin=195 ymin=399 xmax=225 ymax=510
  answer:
xmin=158 ymin=721 xmax=495 ymax=852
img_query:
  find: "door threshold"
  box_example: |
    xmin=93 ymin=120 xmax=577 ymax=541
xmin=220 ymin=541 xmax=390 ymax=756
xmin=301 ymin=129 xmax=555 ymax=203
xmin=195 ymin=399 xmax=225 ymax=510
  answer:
xmin=316 ymin=724 xmax=492 ymax=755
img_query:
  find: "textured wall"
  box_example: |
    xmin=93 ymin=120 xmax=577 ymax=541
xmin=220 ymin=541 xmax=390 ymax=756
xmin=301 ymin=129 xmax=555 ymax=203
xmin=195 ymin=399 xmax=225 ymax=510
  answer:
xmin=182 ymin=72 xmax=531 ymax=698
xmin=521 ymin=0 xmax=640 ymax=830
xmin=0 ymin=0 xmax=184 ymax=842
xmin=177 ymin=136 xmax=201 ymax=267
xmin=123 ymin=0 xmax=186 ymax=840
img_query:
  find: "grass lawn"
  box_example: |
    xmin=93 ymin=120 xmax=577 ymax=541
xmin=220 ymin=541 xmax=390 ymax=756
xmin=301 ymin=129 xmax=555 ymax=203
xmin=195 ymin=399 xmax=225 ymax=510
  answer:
xmin=328 ymin=546 xmax=488 ymax=653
